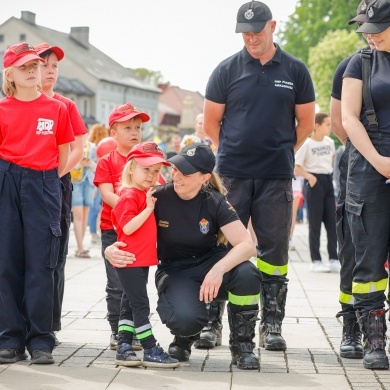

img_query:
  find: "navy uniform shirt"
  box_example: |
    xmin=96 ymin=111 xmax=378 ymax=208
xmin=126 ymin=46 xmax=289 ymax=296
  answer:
xmin=154 ymin=183 xmax=239 ymax=263
xmin=344 ymin=50 xmax=390 ymax=135
xmin=205 ymin=44 xmax=315 ymax=179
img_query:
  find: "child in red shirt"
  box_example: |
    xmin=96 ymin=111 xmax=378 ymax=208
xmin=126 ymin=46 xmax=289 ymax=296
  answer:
xmin=111 ymin=142 xmax=178 ymax=368
xmin=94 ymin=103 xmax=149 ymax=350
xmin=0 ymin=43 xmax=74 ymax=365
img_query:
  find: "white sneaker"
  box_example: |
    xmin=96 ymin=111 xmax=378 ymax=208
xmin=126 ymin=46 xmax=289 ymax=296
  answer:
xmin=329 ymin=259 xmax=341 ymax=273
xmin=310 ymin=261 xmax=331 ymax=273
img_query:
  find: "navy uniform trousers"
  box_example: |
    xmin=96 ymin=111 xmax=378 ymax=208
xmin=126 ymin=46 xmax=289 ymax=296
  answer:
xmin=346 ymin=133 xmax=390 ymax=312
xmin=52 ymin=173 xmax=72 ymax=332
xmin=155 ymin=247 xmax=261 ymax=337
xmin=0 ymin=159 xmax=61 ymax=353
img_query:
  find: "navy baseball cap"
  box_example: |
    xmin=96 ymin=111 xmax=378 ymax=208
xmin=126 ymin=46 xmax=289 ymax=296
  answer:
xmin=236 ymin=1 xmax=272 ymax=33
xmin=357 ymin=0 xmax=390 ymax=33
xmin=348 ymin=0 xmax=370 ymax=25
xmin=168 ymin=143 xmax=215 ymax=175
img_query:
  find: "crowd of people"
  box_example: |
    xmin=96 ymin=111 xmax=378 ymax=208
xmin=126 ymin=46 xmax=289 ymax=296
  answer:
xmin=1 ymin=0 xmax=390 ymax=373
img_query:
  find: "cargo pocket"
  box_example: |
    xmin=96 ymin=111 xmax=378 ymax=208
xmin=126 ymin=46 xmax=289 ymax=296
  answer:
xmin=46 ymin=223 xmax=62 ymax=269
xmin=155 ymin=272 xmax=174 ymax=327
xmin=345 ymin=199 xmax=368 ymax=248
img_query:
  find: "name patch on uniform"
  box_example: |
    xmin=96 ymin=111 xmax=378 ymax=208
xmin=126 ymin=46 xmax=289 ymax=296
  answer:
xmin=199 ymin=218 xmax=209 ymax=234
xmin=274 ymin=80 xmax=294 ymax=90
xmin=158 ymin=220 xmax=169 ymax=228
xmin=36 ymin=118 xmax=54 ymax=135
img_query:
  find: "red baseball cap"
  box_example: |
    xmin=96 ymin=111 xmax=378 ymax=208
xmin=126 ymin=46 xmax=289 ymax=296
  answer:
xmin=109 ymin=103 xmax=150 ymax=127
xmin=34 ymin=42 xmax=65 ymax=61
xmin=3 ymin=42 xmax=45 ymax=68
xmin=126 ymin=142 xmax=170 ymax=166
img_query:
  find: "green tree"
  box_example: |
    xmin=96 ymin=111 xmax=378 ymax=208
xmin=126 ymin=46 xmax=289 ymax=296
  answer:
xmin=308 ymin=30 xmax=362 ymax=113
xmin=277 ymin=0 xmax=359 ymax=63
xmin=130 ymin=67 xmax=166 ymax=86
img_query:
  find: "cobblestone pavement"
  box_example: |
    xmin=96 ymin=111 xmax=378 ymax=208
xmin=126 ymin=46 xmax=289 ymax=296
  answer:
xmin=0 ymin=223 xmax=389 ymax=389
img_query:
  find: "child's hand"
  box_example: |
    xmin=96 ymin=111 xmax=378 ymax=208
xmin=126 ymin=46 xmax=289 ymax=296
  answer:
xmin=146 ymin=188 xmax=157 ymax=210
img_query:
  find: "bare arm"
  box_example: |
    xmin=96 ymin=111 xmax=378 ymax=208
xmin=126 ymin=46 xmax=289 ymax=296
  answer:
xmin=330 ymin=97 xmax=348 ymax=145
xmin=199 ymin=220 xmax=256 ymax=303
xmin=294 ymin=102 xmax=316 ymax=152
xmin=342 ymin=77 xmax=390 ymax=178
xmin=98 ymin=182 xmax=119 ymax=208
xmin=57 ymin=144 xmax=69 ymax=177
xmin=203 ymin=99 xmax=226 ymax=148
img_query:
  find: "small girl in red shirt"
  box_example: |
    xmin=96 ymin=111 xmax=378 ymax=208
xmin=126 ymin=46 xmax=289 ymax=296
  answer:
xmin=111 ymin=141 xmax=179 ymax=368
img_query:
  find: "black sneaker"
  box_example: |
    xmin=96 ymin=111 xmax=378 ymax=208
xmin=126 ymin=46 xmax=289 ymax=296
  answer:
xmin=31 ymin=350 xmax=55 ymax=364
xmin=110 ymin=333 xmax=118 ymax=350
xmin=0 ymin=349 xmax=27 ymax=364
xmin=115 ymin=343 xmax=142 ymax=367
xmin=143 ymin=344 xmax=180 ymax=368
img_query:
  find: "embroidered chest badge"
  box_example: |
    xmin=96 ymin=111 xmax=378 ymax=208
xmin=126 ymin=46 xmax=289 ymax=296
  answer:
xmin=199 ymin=218 xmax=209 ymax=234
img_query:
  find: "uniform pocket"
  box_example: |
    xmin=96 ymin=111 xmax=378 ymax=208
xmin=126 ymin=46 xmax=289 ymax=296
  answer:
xmin=46 ymin=223 xmax=62 ymax=269
xmin=345 ymin=199 xmax=369 ymax=248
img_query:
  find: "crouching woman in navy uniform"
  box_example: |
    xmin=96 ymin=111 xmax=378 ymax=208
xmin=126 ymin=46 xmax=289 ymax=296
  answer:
xmin=105 ymin=143 xmax=261 ymax=370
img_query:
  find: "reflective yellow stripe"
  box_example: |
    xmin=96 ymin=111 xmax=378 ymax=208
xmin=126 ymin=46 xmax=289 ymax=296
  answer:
xmin=339 ymin=291 xmax=354 ymax=305
xmin=352 ymin=278 xmax=388 ymax=294
xmin=257 ymin=258 xmax=288 ymax=276
xmin=228 ymin=292 xmax=259 ymax=306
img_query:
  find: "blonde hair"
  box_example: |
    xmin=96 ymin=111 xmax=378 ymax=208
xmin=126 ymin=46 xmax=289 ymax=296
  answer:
xmin=2 ymin=66 xmax=42 ymax=97
xmin=117 ymin=159 xmax=137 ymax=194
xmin=202 ymin=171 xmax=228 ymax=245
xmin=88 ymin=123 xmax=109 ymax=145
xmin=2 ymin=68 xmax=16 ymax=96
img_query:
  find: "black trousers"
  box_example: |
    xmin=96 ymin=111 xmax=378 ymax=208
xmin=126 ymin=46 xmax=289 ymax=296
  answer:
xmin=101 ymin=229 xmax=132 ymax=332
xmin=0 ymin=159 xmax=60 ymax=353
xmin=155 ymin=248 xmax=261 ymax=337
xmin=336 ymin=142 xmax=356 ymax=313
xmin=52 ymin=173 xmax=72 ymax=331
xmin=304 ymin=173 xmax=337 ymax=261
xmin=346 ymin=133 xmax=390 ymax=312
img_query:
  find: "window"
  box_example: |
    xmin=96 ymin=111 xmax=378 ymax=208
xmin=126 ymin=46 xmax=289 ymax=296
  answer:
xmin=0 ymin=35 xmax=4 ymax=43
xmin=19 ymin=34 xmax=26 ymax=41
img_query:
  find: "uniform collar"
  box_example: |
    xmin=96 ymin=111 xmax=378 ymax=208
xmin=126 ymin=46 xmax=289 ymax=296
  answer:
xmin=242 ymin=43 xmax=282 ymax=65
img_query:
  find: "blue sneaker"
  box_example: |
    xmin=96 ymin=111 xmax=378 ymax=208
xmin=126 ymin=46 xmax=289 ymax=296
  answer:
xmin=115 ymin=343 xmax=142 ymax=367
xmin=143 ymin=344 xmax=180 ymax=368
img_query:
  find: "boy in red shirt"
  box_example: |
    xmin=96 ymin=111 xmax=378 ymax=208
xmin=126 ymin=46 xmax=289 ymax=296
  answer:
xmin=35 ymin=43 xmax=88 ymax=345
xmin=0 ymin=43 xmax=74 ymax=364
xmin=94 ymin=103 xmax=149 ymax=350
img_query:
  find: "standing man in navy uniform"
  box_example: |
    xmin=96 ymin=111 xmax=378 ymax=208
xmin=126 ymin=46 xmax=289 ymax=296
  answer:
xmin=204 ymin=1 xmax=315 ymax=350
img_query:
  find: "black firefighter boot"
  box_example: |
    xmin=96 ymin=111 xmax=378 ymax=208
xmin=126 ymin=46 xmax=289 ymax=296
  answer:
xmin=228 ymin=306 xmax=259 ymax=370
xmin=336 ymin=311 xmax=363 ymax=358
xmin=168 ymin=334 xmax=199 ymax=362
xmin=194 ymin=301 xmax=225 ymax=349
xmin=357 ymin=309 xmax=389 ymax=369
xmin=259 ymin=282 xmax=287 ymax=350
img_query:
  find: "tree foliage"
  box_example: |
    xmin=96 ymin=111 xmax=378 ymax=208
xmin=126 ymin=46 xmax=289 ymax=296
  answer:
xmin=308 ymin=30 xmax=362 ymax=112
xmin=130 ymin=67 xmax=166 ymax=86
xmin=277 ymin=0 xmax=359 ymax=64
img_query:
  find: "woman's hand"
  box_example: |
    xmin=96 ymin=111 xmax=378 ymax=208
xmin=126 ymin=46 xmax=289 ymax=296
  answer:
xmin=199 ymin=266 xmax=223 ymax=304
xmin=104 ymin=242 xmax=136 ymax=267
xmin=306 ymin=173 xmax=317 ymax=188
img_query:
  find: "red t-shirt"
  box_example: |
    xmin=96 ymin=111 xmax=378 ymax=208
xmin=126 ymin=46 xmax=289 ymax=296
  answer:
xmin=53 ymin=93 xmax=88 ymax=137
xmin=111 ymin=187 xmax=158 ymax=267
xmin=94 ymin=150 xmax=127 ymax=230
xmin=0 ymin=94 xmax=74 ymax=170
